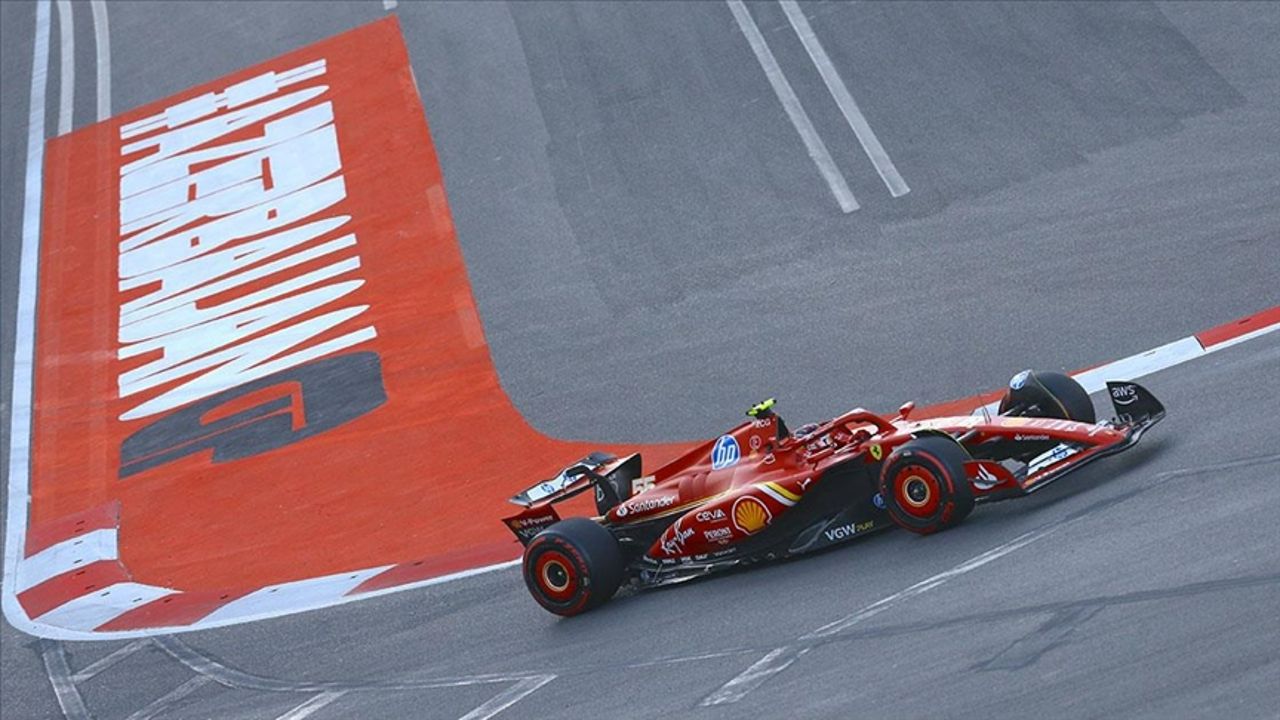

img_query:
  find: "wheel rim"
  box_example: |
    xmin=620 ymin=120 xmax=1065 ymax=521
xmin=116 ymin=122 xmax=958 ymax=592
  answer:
xmin=894 ymin=466 xmax=940 ymax=518
xmin=534 ymin=550 xmax=578 ymax=602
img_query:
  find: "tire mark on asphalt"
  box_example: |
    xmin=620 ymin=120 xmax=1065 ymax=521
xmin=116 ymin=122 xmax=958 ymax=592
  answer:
xmin=974 ymin=605 xmax=1105 ymax=671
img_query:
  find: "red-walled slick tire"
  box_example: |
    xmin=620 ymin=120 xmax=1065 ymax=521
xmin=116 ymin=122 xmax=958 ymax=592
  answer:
xmin=878 ymin=436 xmax=974 ymax=535
xmin=522 ymin=517 xmax=624 ymax=616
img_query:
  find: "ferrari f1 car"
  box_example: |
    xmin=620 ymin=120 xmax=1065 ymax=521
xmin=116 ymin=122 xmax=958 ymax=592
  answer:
xmin=503 ymin=370 xmax=1164 ymax=616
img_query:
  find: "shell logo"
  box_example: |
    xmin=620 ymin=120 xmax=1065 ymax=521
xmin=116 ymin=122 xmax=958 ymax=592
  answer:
xmin=732 ymin=496 xmax=772 ymax=534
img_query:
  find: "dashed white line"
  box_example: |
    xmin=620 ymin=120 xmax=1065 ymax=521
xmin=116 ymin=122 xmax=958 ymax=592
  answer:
xmin=276 ymin=691 xmax=347 ymax=720
xmin=726 ymin=0 xmax=859 ymax=213
xmin=458 ymin=675 xmax=557 ymax=720
xmin=779 ymin=0 xmax=910 ymax=198
xmin=124 ymin=675 xmax=215 ymax=720
xmin=71 ymin=640 xmax=147 ymax=682
xmin=90 ymin=0 xmax=111 ymax=120
xmin=383 ymin=0 xmax=399 ymax=9
xmin=54 ymin=0 xmax=74 ymax=135
xmin=700 ymin=646 xmax=810 ymax=706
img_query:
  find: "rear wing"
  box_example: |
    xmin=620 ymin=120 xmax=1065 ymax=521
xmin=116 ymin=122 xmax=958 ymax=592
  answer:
xmin=508 ymin=451 xmax=623 ymax=508
xmin=503 ymin=452 xmax=641 ymax=546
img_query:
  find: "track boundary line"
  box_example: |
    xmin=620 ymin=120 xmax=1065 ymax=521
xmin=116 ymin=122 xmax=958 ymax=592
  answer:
xmin=779 ymin=0 xmax=910 ymax=198
xmin=726 ymin=0 xmax=859 ymax=213
xmin=90 ymin=0 xmax=110 ymax=121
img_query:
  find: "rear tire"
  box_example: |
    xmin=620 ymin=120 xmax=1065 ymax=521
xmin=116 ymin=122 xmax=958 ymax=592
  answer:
xmin=878 ymin=436 xmax=974 ymax=535
xmin=523 ymin=518 xmax=624 ymax=616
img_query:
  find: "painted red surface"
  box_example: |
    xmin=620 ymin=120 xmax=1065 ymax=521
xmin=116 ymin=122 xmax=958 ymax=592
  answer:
xmin=1195 ymin=305 xmax=1280 ymax=349
xmin=31 ymin=17 xmax=686 ymax=604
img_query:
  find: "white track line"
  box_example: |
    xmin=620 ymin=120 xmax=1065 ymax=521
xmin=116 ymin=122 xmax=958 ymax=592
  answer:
xmin=778 ymin=0 xmax=910 ymax=198
xmin=124 ymin=675 xmax=214 ymax=720
xmin=458 ymin=675 xmax=557 ymax=720
xmin=726 ymin=0 xmax=859 ymax=213
xmin=41 ymin=640 xmax=91 ymax=720
xmin=90 ymin=0 xmax=110 ymax=121
xmin=382 ymin=0 xmax=398 ymax=10
xmin=72 ymin=640 xmax=147 ymax=682
xmin=276 ymin=691 xmax=347 ymax=720
xmin=54 ymin=0 xmax=74 ymax=135
xmin=1 ymin=0 xmax=51 ymax=637
xmin=702 ymin=525 xmax=1059 ymax=705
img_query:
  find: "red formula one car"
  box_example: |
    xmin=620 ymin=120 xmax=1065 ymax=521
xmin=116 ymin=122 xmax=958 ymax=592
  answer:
xmin=503 ymin=370 xmax=1165 ymax=616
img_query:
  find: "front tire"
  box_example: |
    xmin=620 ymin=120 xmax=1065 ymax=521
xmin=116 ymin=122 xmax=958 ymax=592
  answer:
xmin=878 ymin=436 xmax=974 ymax=535
xmin=1000 ymin=370 xmax=1095 ymax=424
xmin=523 ymin=518 xmax=624 ymax=616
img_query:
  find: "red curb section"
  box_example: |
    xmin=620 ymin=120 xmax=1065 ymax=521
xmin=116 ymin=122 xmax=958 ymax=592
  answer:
xmin=96 ymin=588 xmax=257 ymax=632
xmin=1195 ymin=305 xmax=1280 ymax=349
xmin=17 ymin=560 xmax=131 ymax=619
xmin=24 ymin=502 xmax=119 ymax=558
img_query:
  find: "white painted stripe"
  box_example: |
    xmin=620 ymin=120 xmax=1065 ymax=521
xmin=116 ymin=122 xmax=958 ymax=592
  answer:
xmin=382 ymin=0 xmax=398 ymax=9
xmin=41 ymin=639 xmax=91 ymax=720
xmin=703 ymin=525 xmax=1058 ymax=704
xmin=701 ymin=646 xmax=809 ymax=706
xmin=35 ymin=583 xmax=177 ymax=631
xmin=726 ymin=0 xmax=859 ymax=213
xmin=1072 ymin=336 xmax=1206 ymax=395
xmin=758 ymin=485 xmax=797 ymax=507
xmin=199 ymin=566 xmax=393 ymax=624
xmin=55 ymin=0 xmax=74 ymax=135
xmin=1 ymin=0 xmax=53 ymax=638
xmin=459 ymin=675 xmax=557 ymax=720
xmin=90 ymin=0 xmax=111 ymax=121
xmin=54 ymin=0 xmax=74 ymax=134
xmin=16 ymin=528 xmax=118 ymax=592
xmin=125 ymin=675 xmax=215 ymax=720
xmin=778 ymin=0 xmax=910 ymax=198
xmin=72 ymin=640 xmax=147 ymax=682
xmin=277 ymin=691 xmax=347 ymax=720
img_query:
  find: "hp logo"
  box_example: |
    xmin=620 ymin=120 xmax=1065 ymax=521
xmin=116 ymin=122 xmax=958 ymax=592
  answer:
xmin=711 ymin=435 xmax=740 ymax=470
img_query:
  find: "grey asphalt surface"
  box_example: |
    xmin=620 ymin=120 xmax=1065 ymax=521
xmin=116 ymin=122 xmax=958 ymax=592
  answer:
xmin=2 ymin=1 xmax=1278 ymax=718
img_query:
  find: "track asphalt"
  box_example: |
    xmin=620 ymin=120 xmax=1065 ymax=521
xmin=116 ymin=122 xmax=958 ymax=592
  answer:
xmin=2 ymin=2 xmax=1277 ymax=718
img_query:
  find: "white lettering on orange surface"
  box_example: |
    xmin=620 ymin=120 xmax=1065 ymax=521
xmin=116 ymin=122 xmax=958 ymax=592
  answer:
xmin=116 ymin=59 xmax=377 ymax=421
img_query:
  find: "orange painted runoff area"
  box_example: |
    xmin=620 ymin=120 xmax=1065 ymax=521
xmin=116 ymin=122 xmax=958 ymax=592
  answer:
xmin=31 ymin=18 xmax=688 ymax=597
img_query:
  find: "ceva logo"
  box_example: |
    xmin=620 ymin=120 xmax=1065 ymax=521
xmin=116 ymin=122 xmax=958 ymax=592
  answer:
xmin=711 ymin=435 xmax=740 ymax=470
